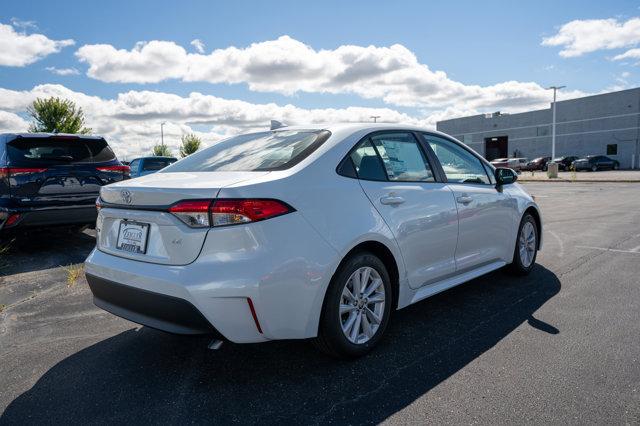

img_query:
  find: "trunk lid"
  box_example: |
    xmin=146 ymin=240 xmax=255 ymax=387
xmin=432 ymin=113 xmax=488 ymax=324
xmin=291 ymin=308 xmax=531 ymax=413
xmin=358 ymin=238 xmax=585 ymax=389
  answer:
xmin=97 ymin=171 xmax=269 ymax=265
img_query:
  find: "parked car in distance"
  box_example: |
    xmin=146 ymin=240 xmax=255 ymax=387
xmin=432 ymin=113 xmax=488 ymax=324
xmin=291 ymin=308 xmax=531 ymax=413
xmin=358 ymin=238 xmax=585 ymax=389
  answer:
xmin=552 ymin=156 xmax=578 ymax=171
xmin=572 ymin=155 xmax=620 ymax=172
xmin=129 ymin=156 xmax=177 ymax=178
xmin=523 ymin=157 xmax=551 ymax=171
xmin=511 ymin=158 xmax=529 ymax=171
xmin=85 ymin=124 xmax=542 ymax=358
xmin=0 ymin=133 xmax=129 ymax=233
xmin=490 ymin=157 xmax=510 ymax=168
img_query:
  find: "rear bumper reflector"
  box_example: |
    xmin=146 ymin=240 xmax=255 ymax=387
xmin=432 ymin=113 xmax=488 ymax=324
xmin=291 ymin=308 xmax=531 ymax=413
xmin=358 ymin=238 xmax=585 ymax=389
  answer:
xmin=246 ymin=298 xmax=263 ymax=334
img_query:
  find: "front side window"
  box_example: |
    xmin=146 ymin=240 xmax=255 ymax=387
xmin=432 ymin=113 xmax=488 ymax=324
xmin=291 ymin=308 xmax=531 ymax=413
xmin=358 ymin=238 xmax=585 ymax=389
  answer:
xmin=424 ymin=135 xmax=491 ymax=184
xmin=164 ymin=130 xmax=330 ymax=172
xmin=369 ymin=133 xmax=435 ymax=182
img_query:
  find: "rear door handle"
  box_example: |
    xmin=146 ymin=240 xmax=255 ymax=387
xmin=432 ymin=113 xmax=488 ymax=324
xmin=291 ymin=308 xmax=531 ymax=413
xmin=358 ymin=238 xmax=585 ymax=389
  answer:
xmin=456 ymin=195 xmax=473 ymax=205
xmin=380 ymin=195 xmax=405 ymax=205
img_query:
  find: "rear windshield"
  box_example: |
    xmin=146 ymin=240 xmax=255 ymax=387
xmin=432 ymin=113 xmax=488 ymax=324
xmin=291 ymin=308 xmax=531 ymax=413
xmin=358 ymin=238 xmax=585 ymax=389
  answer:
xmin=7 ymin=137 xmax=116 ymax=165
xmin=163 ymin=130 xmax=331 ymax=172
xmin=142 ymin=158 xmax=177 ymax=171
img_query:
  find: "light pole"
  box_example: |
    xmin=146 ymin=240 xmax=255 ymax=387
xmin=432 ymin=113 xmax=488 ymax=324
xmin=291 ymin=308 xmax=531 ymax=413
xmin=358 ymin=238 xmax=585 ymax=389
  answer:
xmin=370 ymin=115 xmax=381 ymax=123
xmin=160 ymin=121 xmax=166 ymax=148
xmin=547 ymin=86 xmax=565 ymax=159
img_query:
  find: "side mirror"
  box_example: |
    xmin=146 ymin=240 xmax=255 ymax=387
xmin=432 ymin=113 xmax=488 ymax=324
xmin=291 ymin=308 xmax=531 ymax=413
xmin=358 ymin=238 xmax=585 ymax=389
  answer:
xmin=495 ymin=167 xmax=518 ymax=186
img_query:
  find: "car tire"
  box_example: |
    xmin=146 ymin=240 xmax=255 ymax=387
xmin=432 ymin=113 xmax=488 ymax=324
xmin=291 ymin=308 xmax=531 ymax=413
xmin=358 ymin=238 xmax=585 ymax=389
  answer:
xmin=507 ymin=213 xmax=538 ymax=276
xmin=313 ymin=252 xmax=393 ymax=359
xmin=542 ymin=165 xmax=548 ymax=171
xmin=613 ymin=162 xmax=619 ymax=170
xmin=591 ymin=165 xmax=598 ymax=172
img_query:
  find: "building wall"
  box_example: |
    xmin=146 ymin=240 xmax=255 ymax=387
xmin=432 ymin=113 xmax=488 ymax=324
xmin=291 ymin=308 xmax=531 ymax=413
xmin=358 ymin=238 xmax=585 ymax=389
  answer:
xmin=436 ymin=88 xmax=640 ymax=168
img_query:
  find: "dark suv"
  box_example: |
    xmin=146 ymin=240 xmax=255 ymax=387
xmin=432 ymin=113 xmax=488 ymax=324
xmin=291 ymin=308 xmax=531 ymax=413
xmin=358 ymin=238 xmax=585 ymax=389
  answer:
xmin=0 ymin=133 xmax=129 ymax=233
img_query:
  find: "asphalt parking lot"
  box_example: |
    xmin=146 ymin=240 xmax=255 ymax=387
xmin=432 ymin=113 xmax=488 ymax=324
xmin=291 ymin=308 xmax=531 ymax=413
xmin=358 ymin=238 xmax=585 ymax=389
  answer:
xmin=1 ymin=182 xmax=639 ymax=425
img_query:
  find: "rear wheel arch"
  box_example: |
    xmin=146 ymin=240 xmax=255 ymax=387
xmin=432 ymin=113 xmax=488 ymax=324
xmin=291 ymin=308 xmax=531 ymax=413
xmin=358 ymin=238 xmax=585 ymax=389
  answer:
xmin=320 ymin=240 xmax=400 ymax=326
xmin=523 ymin=206 xmax=542 ymax=250
xmin=314 ymin=242 xmax=398 ymax=357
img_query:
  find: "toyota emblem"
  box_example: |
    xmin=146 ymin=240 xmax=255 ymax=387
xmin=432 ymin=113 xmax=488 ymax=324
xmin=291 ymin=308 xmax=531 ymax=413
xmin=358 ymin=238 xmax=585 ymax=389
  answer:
xmin=120 ymin=189 xmax=132 ymax=204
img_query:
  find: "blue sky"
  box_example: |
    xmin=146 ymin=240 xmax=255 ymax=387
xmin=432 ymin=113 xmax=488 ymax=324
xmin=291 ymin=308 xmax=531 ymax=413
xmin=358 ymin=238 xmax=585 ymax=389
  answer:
xmin=1 ymin=0 xmax=639 ymax=157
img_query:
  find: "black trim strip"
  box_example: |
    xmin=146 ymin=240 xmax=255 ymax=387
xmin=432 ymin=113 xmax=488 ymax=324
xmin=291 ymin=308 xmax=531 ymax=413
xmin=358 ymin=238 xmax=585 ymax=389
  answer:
xmin=86 ymin=273 xmax=221 ymax=336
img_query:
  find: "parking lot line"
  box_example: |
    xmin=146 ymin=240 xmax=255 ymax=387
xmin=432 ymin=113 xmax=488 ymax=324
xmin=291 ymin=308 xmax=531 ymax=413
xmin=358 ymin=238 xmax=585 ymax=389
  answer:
xmin=576 ymin=245 xmax=640 ymax=255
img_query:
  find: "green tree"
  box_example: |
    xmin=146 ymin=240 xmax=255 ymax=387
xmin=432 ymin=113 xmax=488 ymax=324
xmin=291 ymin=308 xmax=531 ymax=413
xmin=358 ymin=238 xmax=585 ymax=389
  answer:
xmin=152 ymin=144 xmax=172 ymax=157
xmin=179 ymin=133 xmax=202 ymax=157
xmin=27 ymin=97 xmax=92 ymax=134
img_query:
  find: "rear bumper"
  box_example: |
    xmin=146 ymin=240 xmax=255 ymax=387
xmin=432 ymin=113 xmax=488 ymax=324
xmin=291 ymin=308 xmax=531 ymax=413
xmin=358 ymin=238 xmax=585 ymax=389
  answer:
xmin=86 ymin=273 xmax=221 ymax=336
xmin=84 ymin=212 xmax=340 ymax=343
xmin=0 ymin=205 xmax=97 ymax=230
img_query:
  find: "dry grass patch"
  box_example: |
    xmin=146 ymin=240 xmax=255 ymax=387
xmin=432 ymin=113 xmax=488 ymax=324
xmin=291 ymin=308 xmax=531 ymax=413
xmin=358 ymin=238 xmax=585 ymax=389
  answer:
xmin=65 ymin=263 xmax=84 ymax=287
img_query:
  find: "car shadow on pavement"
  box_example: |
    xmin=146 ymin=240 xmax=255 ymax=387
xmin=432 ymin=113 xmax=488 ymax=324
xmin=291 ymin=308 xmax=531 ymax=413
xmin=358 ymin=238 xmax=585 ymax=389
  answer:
xmin=0 ymin=265 xmax=560 ymax=425
xmin=0 ymin=228 xmax=95 ymax=276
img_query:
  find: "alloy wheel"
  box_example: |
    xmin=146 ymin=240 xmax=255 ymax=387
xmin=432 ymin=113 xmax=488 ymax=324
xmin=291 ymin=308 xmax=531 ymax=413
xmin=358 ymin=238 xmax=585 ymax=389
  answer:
xmin=339 ymin=266 xmax=386 ymax=344
xmin=519 ymin=221 xmax=536 ymax=268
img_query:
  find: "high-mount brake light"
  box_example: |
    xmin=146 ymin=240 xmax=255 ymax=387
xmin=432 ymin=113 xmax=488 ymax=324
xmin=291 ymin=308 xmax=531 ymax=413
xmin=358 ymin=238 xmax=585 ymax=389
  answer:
xmin=167 ymin=199 xmax=293 ymax=228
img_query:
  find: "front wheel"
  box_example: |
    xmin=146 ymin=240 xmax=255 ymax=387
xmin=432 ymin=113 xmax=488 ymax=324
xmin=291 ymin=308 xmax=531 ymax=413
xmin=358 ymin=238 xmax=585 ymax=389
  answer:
xmin=591 ymin=165 xmax=598 ymax=172
xmin=507 ymin=213 xmax=538 ymax=275
xmin=313 ymin=252 xmax=392 ymax=358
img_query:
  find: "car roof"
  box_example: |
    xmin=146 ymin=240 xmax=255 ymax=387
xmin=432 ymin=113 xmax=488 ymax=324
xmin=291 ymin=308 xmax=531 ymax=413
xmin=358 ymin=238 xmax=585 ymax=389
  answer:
xmin=130 ymin=156 xmax=178 ymax=161
xmin=268 ymin=123 xmax=457 ymax=144
xmin=0 ymin=132 xmax=105 ymax=141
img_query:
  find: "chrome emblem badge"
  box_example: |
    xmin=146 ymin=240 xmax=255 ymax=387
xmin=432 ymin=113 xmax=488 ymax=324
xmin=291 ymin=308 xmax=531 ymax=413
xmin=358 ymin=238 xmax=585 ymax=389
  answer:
xmin=120 ymin=189 xmax=132 ymax=204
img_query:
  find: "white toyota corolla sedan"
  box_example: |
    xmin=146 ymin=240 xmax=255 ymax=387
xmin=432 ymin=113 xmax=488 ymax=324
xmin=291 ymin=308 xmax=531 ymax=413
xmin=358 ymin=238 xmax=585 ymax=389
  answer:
xmin=85 ymin=124 xmax=542 ymax=358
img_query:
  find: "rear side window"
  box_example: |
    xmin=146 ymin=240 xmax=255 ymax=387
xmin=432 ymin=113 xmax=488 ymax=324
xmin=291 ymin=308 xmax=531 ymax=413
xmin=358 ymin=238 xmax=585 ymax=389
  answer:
xmin=7 ymin=137 xmax=116 ymax=165
xmin=350 ymin=140 xmax=387 ymax=181
xmin=142 ymin=158 xmax=176 ymax=171
xmin=164 ymin=130 xmax=330 ymax=172
xmin=129 ymin=159 xmax=140 ymax=174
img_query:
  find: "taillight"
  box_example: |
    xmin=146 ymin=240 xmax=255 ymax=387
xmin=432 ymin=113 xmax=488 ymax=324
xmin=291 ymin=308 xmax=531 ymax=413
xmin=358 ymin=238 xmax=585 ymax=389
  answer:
xmin=168 ymin=200 xmax=213 ymax=228
xmin=167 ymin=199 xmax=294 ymax=228
xmin=96 ymin=165 xmax=130 ymax=174
xmin=211 ymin=199 xmax=293 ymax=226
xmin=0 ymin=167 xmax=47 ymax=179
xmin=4 ymin=213 xmax=21 ymax=227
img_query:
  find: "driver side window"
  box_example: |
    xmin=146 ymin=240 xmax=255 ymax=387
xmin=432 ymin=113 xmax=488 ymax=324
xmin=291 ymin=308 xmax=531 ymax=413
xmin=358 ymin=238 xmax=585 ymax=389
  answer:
xmin=424 ymin=135 xmax=491 ymax=184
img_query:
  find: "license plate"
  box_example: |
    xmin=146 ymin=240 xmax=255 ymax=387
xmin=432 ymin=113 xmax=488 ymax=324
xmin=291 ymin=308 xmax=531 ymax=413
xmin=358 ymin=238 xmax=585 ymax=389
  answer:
xmin=116 ymin=220 xmax=150 ymax=254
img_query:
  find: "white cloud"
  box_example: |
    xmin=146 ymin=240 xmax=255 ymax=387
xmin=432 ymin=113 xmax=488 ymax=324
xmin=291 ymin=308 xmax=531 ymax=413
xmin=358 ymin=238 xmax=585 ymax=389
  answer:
xmin=10 ymin=18 xmax=37 ymax=31
xmin=0 ymin=110 xmax=29 ymax=132
xmin=0 ymin=22 xmax=75 ymax=67
xmin=612 ymin=48 xmax=640 ymax=61
xmin=75 ymin=36 xmax=583 ymax=110
xmin=542 ymin=17 xmax=640 ymax=57
xmin=190 ymin=39 xmax=205 ymax=53
xmin=46 ymin=66 xmax=80 ymax=76
xmin=0 ymin=84 xmax=434 ymax=160
xmin=76 ymin=41 xmax=188 ymax=83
